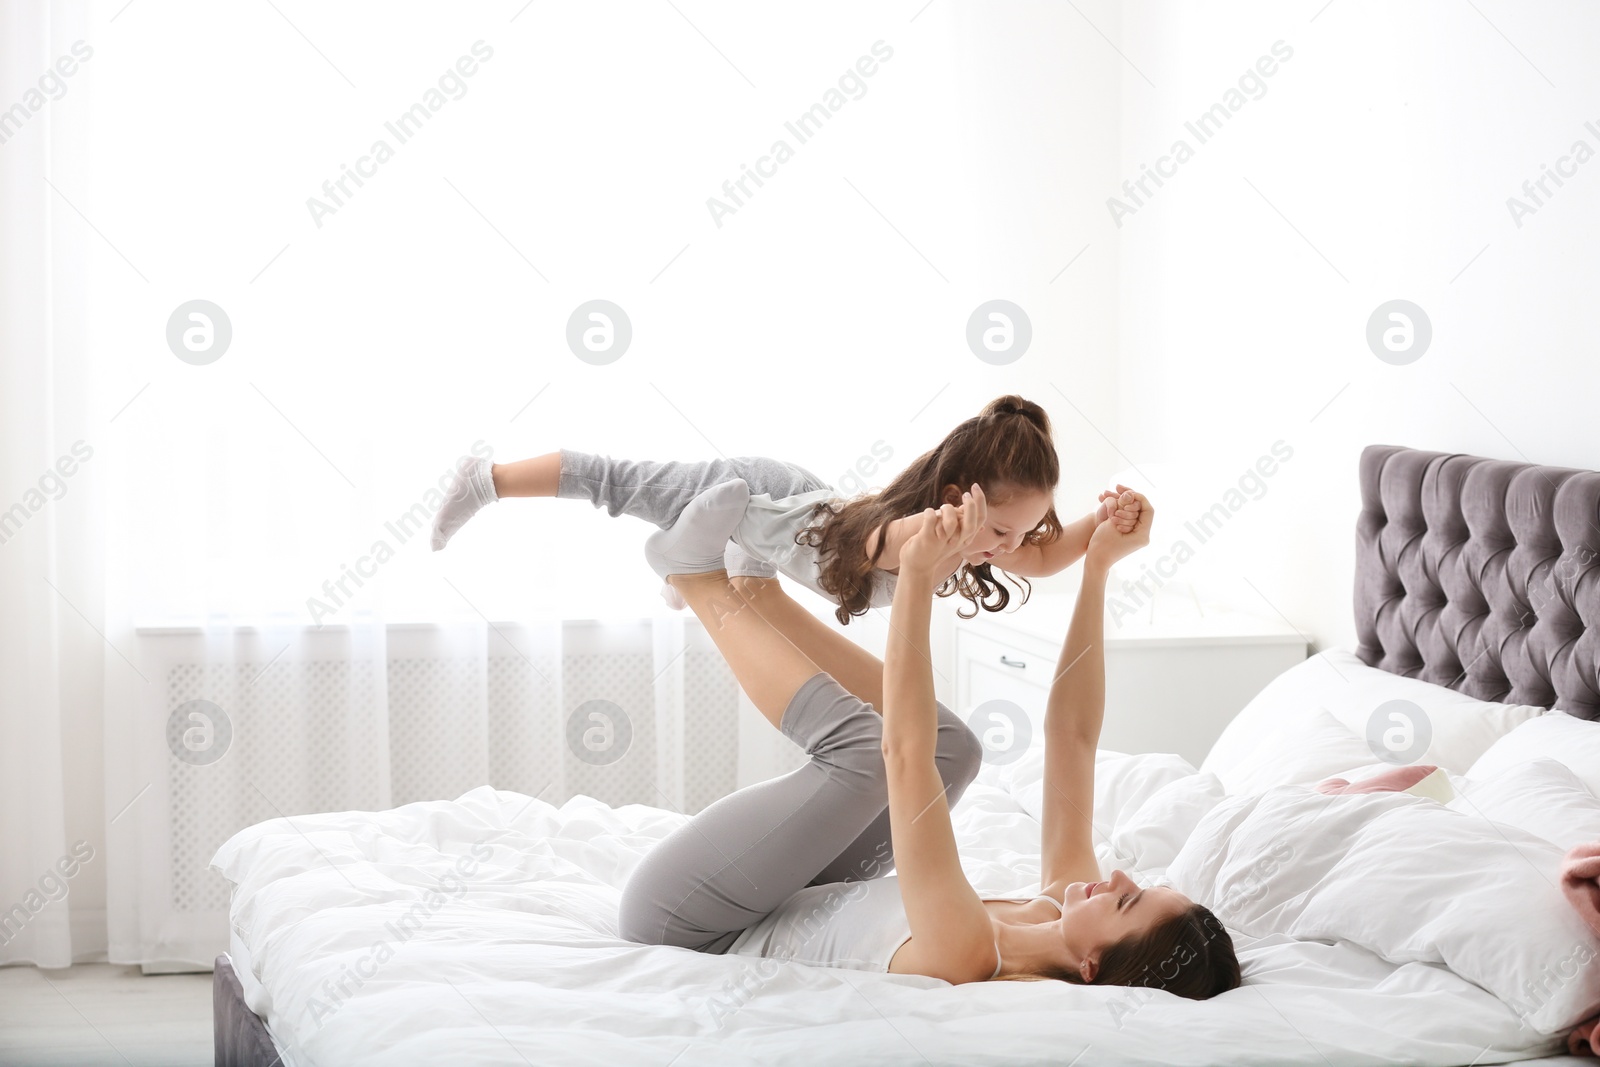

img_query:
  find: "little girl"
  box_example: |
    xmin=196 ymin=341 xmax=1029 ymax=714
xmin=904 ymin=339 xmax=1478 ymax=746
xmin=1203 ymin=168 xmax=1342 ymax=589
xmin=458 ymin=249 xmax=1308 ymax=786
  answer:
xmin=431 ymin=395 xmax=1141 ymax=624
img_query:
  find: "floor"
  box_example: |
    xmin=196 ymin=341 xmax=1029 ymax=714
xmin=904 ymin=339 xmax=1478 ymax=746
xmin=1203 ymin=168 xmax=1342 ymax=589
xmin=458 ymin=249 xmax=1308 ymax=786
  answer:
xmin=0 ymin=963 xmax=214 ymax=1067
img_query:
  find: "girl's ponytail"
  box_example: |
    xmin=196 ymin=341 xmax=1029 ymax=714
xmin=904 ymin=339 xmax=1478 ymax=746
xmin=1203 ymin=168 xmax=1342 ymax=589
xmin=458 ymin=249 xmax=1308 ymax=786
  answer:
xmin=979 ymin=394 xmax=1053 ymax=440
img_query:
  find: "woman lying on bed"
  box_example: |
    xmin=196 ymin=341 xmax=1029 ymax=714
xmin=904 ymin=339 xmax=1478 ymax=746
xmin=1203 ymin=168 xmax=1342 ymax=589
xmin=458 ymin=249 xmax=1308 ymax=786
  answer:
xmin=618 ymin=482 xmax=1240 ymax=995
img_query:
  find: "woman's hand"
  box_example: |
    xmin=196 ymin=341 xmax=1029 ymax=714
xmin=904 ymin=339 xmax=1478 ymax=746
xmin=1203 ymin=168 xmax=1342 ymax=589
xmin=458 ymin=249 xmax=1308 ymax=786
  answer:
xmin=900 ymin=483 xmax=988 ymax=579
xmin=881 ymin=487 xmax=996 ymax=984
xmin=1095 ymin=484 xmax=1142 ymax=533
xmin=1085 ymin=490 xmax=1153 ymax=572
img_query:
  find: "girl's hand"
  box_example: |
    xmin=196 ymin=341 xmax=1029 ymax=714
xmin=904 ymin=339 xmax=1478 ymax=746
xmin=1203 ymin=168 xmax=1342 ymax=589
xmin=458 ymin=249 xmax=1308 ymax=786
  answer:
xmin=1086 ymin=490 xmax=1153 ymax=570
xmin=1094 ymin=484 xmax=1141 ymax=533
xmin=901 ymin=483 xmax=987 ymax=578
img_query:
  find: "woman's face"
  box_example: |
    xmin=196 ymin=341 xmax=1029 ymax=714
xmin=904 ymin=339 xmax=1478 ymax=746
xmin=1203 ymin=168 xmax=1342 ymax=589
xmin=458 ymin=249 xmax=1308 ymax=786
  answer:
xmin=1056 ymin=869 xmax=1192 ymax=981
xmin=941 ymin=484 xmax=1053 ymax=563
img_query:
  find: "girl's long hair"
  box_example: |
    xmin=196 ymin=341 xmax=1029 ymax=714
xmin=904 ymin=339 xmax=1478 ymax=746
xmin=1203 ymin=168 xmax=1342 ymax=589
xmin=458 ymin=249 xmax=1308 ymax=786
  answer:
xmin=798 ymin=395 xmax=1063 ymax=625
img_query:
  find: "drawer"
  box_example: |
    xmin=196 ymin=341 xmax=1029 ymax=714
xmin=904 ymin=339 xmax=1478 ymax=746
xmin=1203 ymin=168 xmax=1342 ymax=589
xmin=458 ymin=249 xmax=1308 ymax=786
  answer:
xmin=956 ymin=628 xmax=1057 ymax=695
xmin=956 ymin=629 xmax=1058 ymax=762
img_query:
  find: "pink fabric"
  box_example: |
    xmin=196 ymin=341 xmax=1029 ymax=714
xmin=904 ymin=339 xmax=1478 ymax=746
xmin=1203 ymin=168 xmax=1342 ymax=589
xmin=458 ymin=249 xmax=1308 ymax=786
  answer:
xmin=1315 ymin=764 xmax=1436 ymax=796
xmin=1564 ymin=843 xmax=1600 ymax=1055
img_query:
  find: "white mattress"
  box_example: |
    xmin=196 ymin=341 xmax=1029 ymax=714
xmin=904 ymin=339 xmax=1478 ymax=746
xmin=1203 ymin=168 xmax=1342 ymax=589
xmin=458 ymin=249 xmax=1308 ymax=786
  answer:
xmin=212 ymin=770 xmax=1578 ymax=1067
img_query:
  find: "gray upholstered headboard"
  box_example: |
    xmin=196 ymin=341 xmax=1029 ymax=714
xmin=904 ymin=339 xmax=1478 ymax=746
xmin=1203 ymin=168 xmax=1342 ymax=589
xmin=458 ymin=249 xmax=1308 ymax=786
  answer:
xmin=1355 ymin=444 xmax=1600 ymax=719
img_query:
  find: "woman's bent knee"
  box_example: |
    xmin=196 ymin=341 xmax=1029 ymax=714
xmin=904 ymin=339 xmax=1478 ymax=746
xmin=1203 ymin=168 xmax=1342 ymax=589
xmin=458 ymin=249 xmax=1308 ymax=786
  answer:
xmin=618 ymin=872 xmax=708 ymax=949
xmin=937 ymin=702 xmax=985 ymax=793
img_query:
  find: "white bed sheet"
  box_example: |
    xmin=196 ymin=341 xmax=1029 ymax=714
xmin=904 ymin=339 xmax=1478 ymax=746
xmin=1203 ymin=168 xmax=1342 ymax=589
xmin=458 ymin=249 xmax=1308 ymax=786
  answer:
xmin=213 ymin=773 xmax=1572 ymax=1067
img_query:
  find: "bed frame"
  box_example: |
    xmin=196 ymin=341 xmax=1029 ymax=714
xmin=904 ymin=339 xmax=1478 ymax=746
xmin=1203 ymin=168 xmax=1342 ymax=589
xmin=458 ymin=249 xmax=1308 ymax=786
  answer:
xmin=214 ymin=953 xmax=281 ymax=1067
xmin=213 ymin=443 xmax=1600 ymax=1066
xmin=1354 ymin=444 xmax=1600 ymax=718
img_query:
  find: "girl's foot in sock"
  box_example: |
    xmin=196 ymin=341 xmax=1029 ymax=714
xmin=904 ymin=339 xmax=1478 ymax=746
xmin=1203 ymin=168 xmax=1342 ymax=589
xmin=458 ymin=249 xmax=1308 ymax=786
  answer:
xmin=644 ymin=479 xmax=750 ymax=581
xmin=431 ymin=456 xmax=499 ymax=550
xmin=659 ymin=539 xmax=775 ymax=610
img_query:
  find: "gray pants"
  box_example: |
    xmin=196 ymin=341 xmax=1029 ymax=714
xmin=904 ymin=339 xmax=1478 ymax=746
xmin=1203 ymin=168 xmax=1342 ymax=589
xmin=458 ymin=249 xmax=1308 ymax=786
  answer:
xmin=617 ymin=672 xmax=984 ymax=953
xmin=558 ymin=447 xmax=826 ymax=535
xmin=565 ymin=450 xmax=985 ymax=944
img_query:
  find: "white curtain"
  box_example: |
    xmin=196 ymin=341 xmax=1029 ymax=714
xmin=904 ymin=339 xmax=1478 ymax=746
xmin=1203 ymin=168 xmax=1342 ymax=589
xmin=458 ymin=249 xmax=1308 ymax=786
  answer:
xmin=0 ymin=0 xmax=97 ymax=968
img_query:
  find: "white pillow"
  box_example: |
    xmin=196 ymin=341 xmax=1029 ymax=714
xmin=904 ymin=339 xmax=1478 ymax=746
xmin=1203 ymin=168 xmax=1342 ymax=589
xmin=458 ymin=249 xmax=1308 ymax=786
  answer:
xmin=1468 ymin=712 xmax=1600 ymax=795
xmin=1203 ymin=648 xmax=1544 ymax=779
xmin=1109 ymin=771 xmax=1226 ymax=872
xmin=1202 ymin=652 xmax=1349 ymax=778
xmin=1210 ymin=709 xmax=1374 ymax=795
xmin=1005 ymin=747 xmax=1196 ymax=840
xmin=1452 ymin=756 xmax=1600 ymax=852
xmin=1168 ymin=785 xmax=1600 ymax=1035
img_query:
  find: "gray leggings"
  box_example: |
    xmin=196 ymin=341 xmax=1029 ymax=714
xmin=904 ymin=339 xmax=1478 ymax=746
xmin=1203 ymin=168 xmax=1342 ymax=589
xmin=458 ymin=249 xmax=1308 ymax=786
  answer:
xmin=563 ymin=451 xmax=985 ymax=937
xmin=617 ymin=672 xmax=983 ymax=952
xmin=558 ymin=447 xmax=825 ymax=531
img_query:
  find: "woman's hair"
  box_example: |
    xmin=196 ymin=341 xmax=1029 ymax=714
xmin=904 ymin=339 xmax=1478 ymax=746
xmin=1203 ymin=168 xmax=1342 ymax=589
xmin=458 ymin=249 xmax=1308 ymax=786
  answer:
xmin=798 ymin=394 xmax=1063 ymax=625
xmin=993 ymin=903 xmax=1241 ymax=1000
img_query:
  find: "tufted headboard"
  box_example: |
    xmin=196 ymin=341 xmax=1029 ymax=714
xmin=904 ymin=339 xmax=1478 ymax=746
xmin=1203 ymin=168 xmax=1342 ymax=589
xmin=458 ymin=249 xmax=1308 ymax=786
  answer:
xmin=1354 ymin=444 xmax=1600 ymax=719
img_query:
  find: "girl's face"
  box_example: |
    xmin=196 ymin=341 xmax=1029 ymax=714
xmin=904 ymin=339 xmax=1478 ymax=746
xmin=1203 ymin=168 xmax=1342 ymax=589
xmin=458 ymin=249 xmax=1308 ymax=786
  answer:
xmin=942 ymin=484 xmax=1053 ymax=563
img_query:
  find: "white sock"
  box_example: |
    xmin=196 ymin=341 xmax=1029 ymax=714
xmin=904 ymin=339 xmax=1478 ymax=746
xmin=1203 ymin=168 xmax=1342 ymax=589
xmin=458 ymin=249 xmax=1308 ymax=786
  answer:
xmin=645 ymin=480 xmax=750 ymax=581
xmin=430 ymin=455 xmax=498 ymax=551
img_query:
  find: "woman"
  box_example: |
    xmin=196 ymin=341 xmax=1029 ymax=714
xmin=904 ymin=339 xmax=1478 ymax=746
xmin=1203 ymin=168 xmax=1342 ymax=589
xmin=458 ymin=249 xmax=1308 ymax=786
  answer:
xmin=618 ymin=484 xmax=1239 ymax=995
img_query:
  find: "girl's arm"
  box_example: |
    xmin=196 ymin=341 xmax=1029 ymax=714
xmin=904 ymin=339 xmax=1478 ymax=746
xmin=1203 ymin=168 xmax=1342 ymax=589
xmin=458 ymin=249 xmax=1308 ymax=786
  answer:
xmin=989 ymin=485 xmax=1140 ymax=578
xmin=879 ymin=490 xmax=997 ymax=984
xmin=865 ymin=511 xmax=975 ymax=577
xmin=986 ymin=509 xmax=1097 ymax=578
xmin=869 ymin=486 xmax=1141 ymax=578
xmin=863 ymin=512 xmax=925 ymax=574
xmin=1038 ymin=492 xmax=1153 ymax=901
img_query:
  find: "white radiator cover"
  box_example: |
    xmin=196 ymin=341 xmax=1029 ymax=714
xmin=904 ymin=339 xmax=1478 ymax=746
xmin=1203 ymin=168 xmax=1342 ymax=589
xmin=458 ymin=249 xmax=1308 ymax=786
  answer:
xmin=106 ymin=618 xmax=797 ymax=969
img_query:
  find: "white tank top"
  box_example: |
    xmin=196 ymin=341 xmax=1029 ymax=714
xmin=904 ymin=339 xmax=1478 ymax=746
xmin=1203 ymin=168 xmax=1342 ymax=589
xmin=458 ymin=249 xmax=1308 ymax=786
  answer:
xmin=723 ymin=875 xmax=1064 ymax=976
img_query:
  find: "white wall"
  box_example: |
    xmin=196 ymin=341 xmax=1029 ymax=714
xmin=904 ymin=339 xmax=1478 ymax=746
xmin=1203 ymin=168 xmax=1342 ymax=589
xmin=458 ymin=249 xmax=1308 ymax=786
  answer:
xmin=1113 ymin=0 xmax=1600 ymax=651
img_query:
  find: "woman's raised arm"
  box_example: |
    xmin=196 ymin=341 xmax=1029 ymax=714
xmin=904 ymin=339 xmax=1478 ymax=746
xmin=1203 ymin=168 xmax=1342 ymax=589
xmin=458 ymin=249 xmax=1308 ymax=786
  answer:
xmin=879 ymin=490 xmax=997 ymax=984
xmin=1038 ymin=492 xmax=1153 ymax=902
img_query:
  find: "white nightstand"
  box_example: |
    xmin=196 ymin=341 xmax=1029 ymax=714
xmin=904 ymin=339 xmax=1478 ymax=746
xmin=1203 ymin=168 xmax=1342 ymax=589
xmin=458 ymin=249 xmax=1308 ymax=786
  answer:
xmin=955 ymin=591 xmax=1308 ymax=768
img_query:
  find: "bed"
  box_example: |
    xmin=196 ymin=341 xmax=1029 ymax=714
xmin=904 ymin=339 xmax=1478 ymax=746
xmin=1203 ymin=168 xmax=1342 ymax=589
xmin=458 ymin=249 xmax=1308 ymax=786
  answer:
xmin=212 ymin=443 xmax=1600 ymax=1067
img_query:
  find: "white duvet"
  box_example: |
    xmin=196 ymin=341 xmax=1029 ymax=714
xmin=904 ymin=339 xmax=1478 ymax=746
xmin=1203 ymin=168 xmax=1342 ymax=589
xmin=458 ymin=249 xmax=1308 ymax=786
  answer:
xmin=213 ymin=750 xmax=1586 ymax=1067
